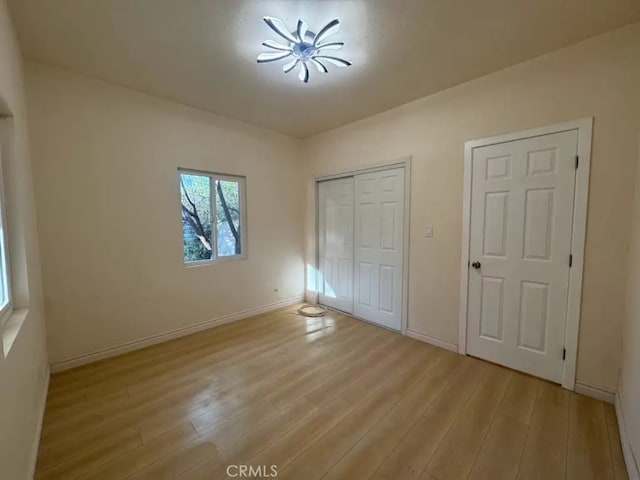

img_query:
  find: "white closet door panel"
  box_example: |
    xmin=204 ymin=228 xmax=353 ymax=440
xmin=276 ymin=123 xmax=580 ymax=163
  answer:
xmin=354 ymin=167 xmax=405 ymax=331
xmin=318 ymin=177 xmax=354 ymax=313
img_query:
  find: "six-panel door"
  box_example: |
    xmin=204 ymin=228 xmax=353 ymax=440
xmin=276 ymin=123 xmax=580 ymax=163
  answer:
xmin=467 ymin=130 xmax=578 ymax=383
xmin=353 ymin=168 xmax=405 ymax=331
xmin=318 ymin=177 xmax=355 ymax=313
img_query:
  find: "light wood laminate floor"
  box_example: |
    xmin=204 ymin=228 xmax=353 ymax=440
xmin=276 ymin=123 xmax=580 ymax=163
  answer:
xmin=37 ymin=306 xmax=628 ymax=480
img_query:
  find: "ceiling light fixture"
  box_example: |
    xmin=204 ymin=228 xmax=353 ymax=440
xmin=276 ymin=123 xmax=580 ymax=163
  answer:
xmin=257 ymin=17 xmax=352 ymax=83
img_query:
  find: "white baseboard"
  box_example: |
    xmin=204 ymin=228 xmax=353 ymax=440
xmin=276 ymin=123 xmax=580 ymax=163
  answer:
xmin=26 ymin=364 xmax=49 ymax=480
xmin=615 ymin=394 xmax=640 ymax=480
xmin=574 ymin=382 xmax=616 ymax=404
xmin=50 ymin=296 xmax=304 ymax=373
xmin=405 ymin=329 xmax=458 ymax=353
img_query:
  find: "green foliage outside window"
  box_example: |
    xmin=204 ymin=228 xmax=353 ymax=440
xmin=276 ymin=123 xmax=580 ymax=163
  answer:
xmin=180 ymin=172 xmax=243 ymax=263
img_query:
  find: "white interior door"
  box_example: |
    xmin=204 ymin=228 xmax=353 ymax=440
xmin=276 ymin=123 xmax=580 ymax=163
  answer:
xmin=318 ymin=177 xmax=354 ymax=313
xmin=467 ymin=130 xmax=578 ymax=383
xmin=354 ymin=167 xmax=405 ymax=331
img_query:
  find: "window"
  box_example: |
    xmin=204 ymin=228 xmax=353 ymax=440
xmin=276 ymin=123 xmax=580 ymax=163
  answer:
xmin=0 ymin=152 xmax=11 ymax=328
xmin=179 ymin=169 xmax=246 ymax=264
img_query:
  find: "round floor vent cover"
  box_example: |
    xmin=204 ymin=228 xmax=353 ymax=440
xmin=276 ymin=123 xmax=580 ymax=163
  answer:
xmin=297 ymin=304 xmax=328 ymax=317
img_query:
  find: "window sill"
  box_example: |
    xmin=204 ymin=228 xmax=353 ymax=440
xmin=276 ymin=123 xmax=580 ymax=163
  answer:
xmin=184 ymin=255 xmax=248 ymax=268
xmin=2 ymin=308 xmax=28 ymax=358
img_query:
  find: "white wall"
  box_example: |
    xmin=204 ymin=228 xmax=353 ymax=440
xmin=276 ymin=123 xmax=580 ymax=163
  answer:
xmin=25 ymin=63 xmax=305 ymax=366
xmin=619 ymin=132 xmax=640 ymax=477
xmin=0 ymin=1 xmax=49 ymax=479
xmin=303 ymin=23 xmax=640 ymax=392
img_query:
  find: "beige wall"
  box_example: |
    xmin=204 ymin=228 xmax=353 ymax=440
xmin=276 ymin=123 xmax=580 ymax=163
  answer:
xmin=0 ymin=1 xmax=49 ymax=479
xmin=303 ymin=23 xmax=640 ymax=392
xmin=20 ymin=15 xmax=640 ymax=397
xmin=619 ymin=132 xmax=640 ymax=475
xmin=26 ymin=63 xmax=305 ymax=366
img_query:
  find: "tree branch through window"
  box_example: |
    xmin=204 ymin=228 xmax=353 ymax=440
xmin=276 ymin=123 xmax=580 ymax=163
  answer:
xmin=179 ymin=171 xmax=244 ymax=263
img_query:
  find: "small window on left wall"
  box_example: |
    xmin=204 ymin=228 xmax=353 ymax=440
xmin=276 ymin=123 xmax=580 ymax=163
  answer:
xmin=179 ymin=169 xmax=246 ymax=265
xmin=0 ymin=154 xmax=12 ymax=328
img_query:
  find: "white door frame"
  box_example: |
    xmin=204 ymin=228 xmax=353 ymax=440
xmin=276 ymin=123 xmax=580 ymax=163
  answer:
xmin=314 ymin=157 xmax=412 ymax=334
xmin=458 ymin=118 xmax=592 ymax=390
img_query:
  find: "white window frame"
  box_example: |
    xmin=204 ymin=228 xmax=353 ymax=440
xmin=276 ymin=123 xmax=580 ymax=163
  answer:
xmin=0 ymin=147 xmax=12 ymax=329
xmin=178 ymin=168 xmax=247 ymax=266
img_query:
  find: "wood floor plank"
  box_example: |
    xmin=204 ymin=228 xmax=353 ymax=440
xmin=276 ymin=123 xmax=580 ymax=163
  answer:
xmin=372 ymin=357 xmax=488 ymax=480
xmin=35 ymin=427 xmax=142 ymax=480
xmin=128 ymin=397 xmax=317 ymax=480
xmin=47 ymin=310 xmax=287 ymax=395
xmin=467 ymin=372 xmax=540 ymax=480
xmin=425 ymin=363 xmax=512 ymax=480
xmin=36 ymin=307 xmax=625 ymax=480
xmin=266 ymin=329 xmax=396 ymax=409
xmin=604 ymin=404 xmax=629 ymax=480
xmin=417 ymin=473 xmax=440 ymax=480
xmin=613 ymin=461 xmax=630 ymax=480
xmin=382 ymin=344 xmax=448 ymax=396
xmin=275 ymin=386 xmax=402 ymax=480
xmin=178 ymin=398 xmax=354 ymax=480
xmin=132 ymin=323 xmax=376 ymax=442
xmin=79 ymin=423 xmax=199 ymax=480
xmin=36 ymin=424 xmax=142 ymax=474
xmin=303 ymin=334 xmax=411 ymax=407
xmin=41 ymin=316 xmax=356 ymax=468
xmin=39 ymin=315 xmax=373 ymax=465
xmin=44 ymin=336 xmax=271 ymax=436
xmin=57 ymin=311 xmax=343 ymax=406
xmin=339 ymin=341 xmax=443 ymax=406
xmin=567 ymin=393 xmax=615 ymax=480
xmin=321 ymin=352 xmax=460 ymax=480
xmin=516 ymin=381 xmax=570 ymax=480
xmin=216 ymin=397 xmax=356 ymax=480
xmin=49 ymin=314 xmax=349 ymax=415
xmin=48 ymin=313 xmax=341 ymax=411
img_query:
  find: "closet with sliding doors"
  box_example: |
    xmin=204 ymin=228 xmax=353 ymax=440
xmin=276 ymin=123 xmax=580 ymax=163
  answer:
xmin=317 ymin=165 xmax=406 ymax=331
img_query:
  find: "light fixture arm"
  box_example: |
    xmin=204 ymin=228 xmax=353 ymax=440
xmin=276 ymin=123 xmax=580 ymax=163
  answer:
xmin=257 ymin=17 xmax=351 ymax=83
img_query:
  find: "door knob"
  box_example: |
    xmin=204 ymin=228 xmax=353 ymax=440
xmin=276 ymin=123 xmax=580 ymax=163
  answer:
xmin=471 ymin=261 xmax=481 ymax=269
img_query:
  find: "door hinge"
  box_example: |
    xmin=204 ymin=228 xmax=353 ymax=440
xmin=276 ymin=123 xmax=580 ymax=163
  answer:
xmin=569 ymin=254 xmax=573 ymax=267
xmin=575 ymin=155 xmax=579 ymax=169
xmin=562 ymin=348 xmax=567 ymax=360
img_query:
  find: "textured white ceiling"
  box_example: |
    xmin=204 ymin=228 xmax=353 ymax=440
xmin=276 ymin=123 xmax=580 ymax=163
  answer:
xmin=8 ymin=0 xmax=640 ymax=137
